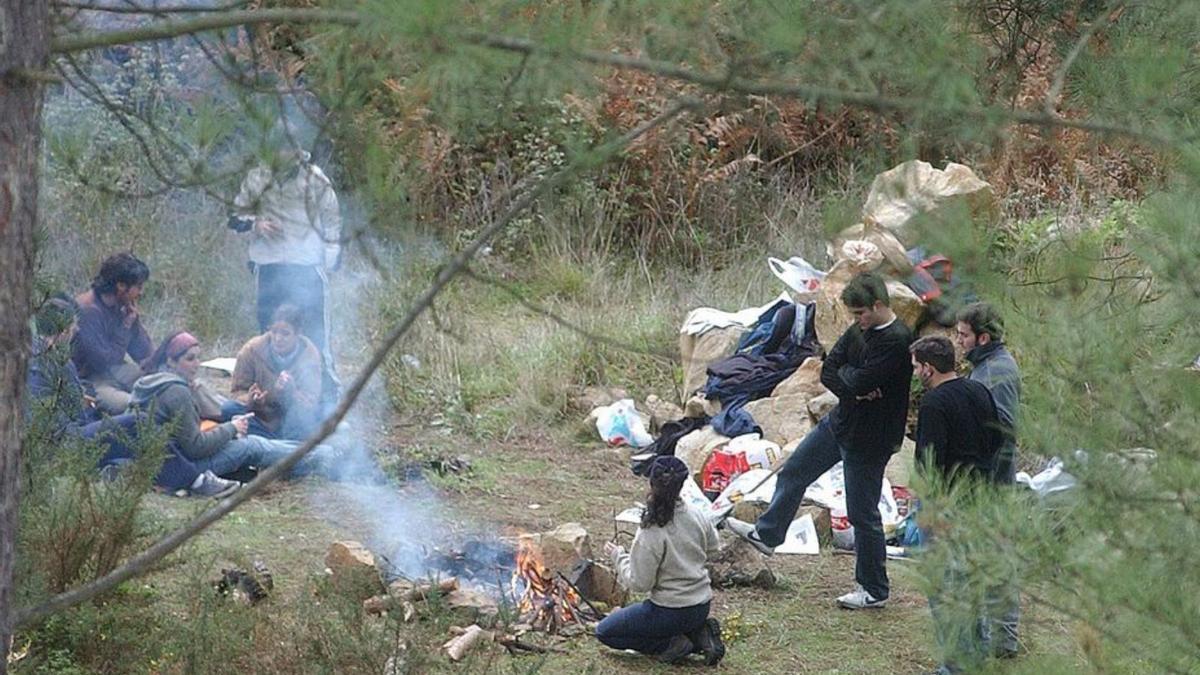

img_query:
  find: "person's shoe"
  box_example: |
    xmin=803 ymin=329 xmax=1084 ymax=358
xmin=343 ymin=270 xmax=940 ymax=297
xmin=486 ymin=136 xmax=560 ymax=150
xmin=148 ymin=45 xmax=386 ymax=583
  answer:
xmin=836 ymin=585 xmax=887 ymax=609
xmin=725 ymin=518 xmax=775 ymax=556
xmin=98 ymin=463 xmax=122 ymax=483
xmin=190 ymin=471 xmax=241 ymax=499
xmin=656 ymin=634 xmax=694 ymax=664
xmin=687 ymin=618 xmax=726 ymax=666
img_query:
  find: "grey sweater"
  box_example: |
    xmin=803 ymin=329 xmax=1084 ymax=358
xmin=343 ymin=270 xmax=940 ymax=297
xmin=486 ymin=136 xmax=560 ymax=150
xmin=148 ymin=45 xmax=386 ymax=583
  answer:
xmin=129 ymin=371 xmax=236 ymax=461
xmin=610 ymin=500 xmax=720 ymax=608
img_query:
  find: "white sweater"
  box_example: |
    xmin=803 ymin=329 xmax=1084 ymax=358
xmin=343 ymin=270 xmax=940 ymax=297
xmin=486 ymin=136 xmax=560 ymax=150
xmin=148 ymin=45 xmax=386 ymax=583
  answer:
xmin=611 ymin=500 xmax=720 ymax=608
xmin=234 ymin=158 xmax=341 ymax=270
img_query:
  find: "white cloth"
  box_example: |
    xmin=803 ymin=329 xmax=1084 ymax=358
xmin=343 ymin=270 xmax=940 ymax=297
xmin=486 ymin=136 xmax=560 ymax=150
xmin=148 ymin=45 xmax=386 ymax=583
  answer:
xmin=235 ymin=157 xmax=342 ymax=270
xmin=680 ymin=292 xmax=792 ymax=336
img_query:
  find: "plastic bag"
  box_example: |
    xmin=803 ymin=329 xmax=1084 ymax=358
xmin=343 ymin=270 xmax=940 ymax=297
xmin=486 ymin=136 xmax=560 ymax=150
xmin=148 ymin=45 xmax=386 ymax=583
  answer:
xmin=768 ymin=256 xmax=827 ymax=293
xmin=593 ymin=399 xmax=653 ymax=448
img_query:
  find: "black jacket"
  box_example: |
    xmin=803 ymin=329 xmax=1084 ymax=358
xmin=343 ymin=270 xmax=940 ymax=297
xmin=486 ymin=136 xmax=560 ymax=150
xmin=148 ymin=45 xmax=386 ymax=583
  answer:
xmin=915 ymin=377 xmax=1003 ymax=483
xmin=820 ymin=319 xmax=913 ymax=458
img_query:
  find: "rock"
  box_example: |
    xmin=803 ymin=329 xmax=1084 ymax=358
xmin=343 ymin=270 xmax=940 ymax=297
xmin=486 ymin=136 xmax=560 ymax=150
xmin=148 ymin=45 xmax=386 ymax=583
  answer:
xmin=529 ymin=523 xmax=592 ymax=576
xmin=771 ymin=357 xmax=828 ymax=401
xmin=568 ymin=560 xmax=628 ymax=607
xmin=680 ymin=325 xmax=745 ymax=400
xmin=807 ymin=391 xmax=838 ymax=421
xmin=444 ymin=589 xmax=499 ymax=615
xmin=859 ymin=160 xmax=995 ymax=247
xmin=731 ymin=499 xmax=767 ymax=523
xmin=644 ymin=395 xmax=685 ymax=434
xmin=675 ymin=426 xmax=733 ymax=478
xmin=743 ymin=395 xmax=815 ymax=447
xmin=325 ymin=540 xmax=384 ymax=598
xmin=571 ymin=385 xmax=629 ymax=413
xmin=886 ymin=437 xmax=915 ymax=488
xmin=829 ymin=223 xmax=913 ymax=276
xmin=683 ymin=394 xmax=721 ymax=418
xmin=709 ymin=536 xmax=776 ymax=588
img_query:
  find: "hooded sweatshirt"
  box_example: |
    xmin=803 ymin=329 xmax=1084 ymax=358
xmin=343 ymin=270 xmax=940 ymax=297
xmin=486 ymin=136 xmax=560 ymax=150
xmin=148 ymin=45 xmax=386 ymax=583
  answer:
xmin=129 ymin=371 xmax=236 ymax=461
xmin=610 ymin=500 xmax=720 ymax=608
xmin=233 ymin=154 xmax=341 ymax=270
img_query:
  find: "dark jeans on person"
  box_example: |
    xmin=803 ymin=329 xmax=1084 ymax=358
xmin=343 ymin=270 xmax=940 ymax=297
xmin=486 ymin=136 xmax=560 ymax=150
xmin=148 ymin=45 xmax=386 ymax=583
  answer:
xmin=83 ymin=413 xmax=201 ymax=491
xmin=755 ymin=414 xmax=892 ymax=600
xmin=595 ymin=600 xmax=710 ymax=656
xmin=218 ymin=400 xmax=278 ymax=439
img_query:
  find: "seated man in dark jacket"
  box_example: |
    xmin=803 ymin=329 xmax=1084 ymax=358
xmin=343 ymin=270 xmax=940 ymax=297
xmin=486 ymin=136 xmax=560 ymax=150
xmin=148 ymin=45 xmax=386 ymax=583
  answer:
xmin=29 ymin=293 xmax=237 ymax=498
xmin=727 ymin=272 xmax=913 ymax=610
xmin=72 ymin=252 xmax=153 ymax=415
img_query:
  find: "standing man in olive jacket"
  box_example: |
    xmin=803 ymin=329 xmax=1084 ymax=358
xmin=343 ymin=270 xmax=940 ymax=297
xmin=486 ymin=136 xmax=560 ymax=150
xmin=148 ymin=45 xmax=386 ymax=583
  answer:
xmin=728 ymin=272 xmax=913 ymax=609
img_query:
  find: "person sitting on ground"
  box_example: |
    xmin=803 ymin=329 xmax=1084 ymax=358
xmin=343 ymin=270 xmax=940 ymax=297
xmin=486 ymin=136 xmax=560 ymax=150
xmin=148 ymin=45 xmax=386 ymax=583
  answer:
xmin=596 ymin=456 xmax=726 ymax=666
xmin=909 ymin=335 xmax=1006 ymax=674
xmin=130 ymin=331 xmax=342 ymax=480
xmin=29 ymin=294 xmax=239 ymax=498
xmin=72 ymin=252 xmax=153 ymax=415
xmin=225 ymin=303 xmax=323 ymax=440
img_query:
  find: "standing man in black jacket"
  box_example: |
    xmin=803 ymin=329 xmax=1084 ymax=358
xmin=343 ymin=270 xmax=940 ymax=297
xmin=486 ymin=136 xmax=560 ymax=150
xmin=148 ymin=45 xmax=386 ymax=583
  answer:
xmin=728 ymin=272 xmax=913 ymax=609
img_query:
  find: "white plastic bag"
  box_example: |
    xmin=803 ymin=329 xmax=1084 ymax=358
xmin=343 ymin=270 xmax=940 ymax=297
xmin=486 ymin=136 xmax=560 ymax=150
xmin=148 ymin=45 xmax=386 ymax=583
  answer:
xmin=593 ymin=399 xmax=653 ymax=448
xmin=768 ymin=256 xmax=827 ymax=293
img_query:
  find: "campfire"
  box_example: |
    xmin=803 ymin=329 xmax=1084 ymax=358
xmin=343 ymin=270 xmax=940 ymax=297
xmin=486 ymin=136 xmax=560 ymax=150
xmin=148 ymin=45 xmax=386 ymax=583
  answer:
xmin=510 ymin=536 xmax=602 ymax=633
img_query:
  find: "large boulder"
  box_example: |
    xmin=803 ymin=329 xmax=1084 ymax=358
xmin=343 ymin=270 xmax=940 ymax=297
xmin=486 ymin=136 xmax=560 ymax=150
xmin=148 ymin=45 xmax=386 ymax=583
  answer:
xmin=325 ymin=541 xmax=385 ymax=599
xmin=743 ymin=395 xmax=815 ymax=447
xmin=771 ymin=357 xmax=828 ymax=401
xmin=860 ymin=160 xmax=995 ymax=247
xmin=675 ymin=426 xmax=733 ymax=479
xmin=644 ymin=395 xmax=685 ymax=433
xmin=807 ymin=391 xmax=839 ymax=421
xmin=829 ymin=223 xmax=912 ymax=276
xmin=680 ymin=326 xmax=745 ymax=400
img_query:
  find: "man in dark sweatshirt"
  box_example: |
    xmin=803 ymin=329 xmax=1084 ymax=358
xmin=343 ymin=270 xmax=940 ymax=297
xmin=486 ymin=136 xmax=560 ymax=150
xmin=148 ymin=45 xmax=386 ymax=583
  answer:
xmin=909 ymin=335 xmax=1005 ymax=674
xmin=728 ymin=271 xmax=913 ymax=609
xmin=72 ymin=252 xmax=153 ymax=414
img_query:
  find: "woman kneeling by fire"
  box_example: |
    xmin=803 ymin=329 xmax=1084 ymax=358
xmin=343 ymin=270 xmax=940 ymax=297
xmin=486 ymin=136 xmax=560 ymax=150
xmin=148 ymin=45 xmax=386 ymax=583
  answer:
xmin=597 ymin=456 xmax=726 ymax=665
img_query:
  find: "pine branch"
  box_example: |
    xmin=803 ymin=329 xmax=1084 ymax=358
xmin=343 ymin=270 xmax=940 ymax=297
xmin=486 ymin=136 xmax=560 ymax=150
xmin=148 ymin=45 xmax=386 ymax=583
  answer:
xmin=52 ymin=0 xmax=251 ymax=13
xmin=50 ymin=8 xmax=358 ymax=53
xmin=10 ymin=98 xmax=696 ymax=631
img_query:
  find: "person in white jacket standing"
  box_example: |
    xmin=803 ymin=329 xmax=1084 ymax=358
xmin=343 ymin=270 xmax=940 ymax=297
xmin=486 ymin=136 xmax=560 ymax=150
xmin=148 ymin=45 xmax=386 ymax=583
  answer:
xmin=597 ymin=456 xmax=726 ymax=666
xmin=229 ymin=147 xmax=341 ymax=405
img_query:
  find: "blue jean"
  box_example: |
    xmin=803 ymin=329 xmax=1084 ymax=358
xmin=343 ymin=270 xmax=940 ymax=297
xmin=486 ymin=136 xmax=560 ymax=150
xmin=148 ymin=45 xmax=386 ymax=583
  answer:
xmin=188 ymin=435 xmax=336 ymax=479
xmin=218 ymin=400 xmax=278 ymax=439
xmin=595 ymin=600 xmax=710 ymax=656
xmin=83 ymin=413 xmax=201 ymax=491
xmin=755 ymin=415 xmax=892 ymax=599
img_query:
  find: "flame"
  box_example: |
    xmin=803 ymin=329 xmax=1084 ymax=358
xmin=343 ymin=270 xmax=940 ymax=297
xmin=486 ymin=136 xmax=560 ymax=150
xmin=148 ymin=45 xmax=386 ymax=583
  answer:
xmin=512 ymin=535 xmax=584 ymax=627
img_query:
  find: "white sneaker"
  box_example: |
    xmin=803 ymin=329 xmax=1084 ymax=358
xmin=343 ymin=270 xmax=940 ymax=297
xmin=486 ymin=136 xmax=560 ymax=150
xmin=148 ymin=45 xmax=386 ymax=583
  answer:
xmin=836 ymin=585 xmax=887 ymax=609
xmin=725 ymin=518 xmax=775 ymax=556
xmin=190 ymin=471 xmax=242 ymax=499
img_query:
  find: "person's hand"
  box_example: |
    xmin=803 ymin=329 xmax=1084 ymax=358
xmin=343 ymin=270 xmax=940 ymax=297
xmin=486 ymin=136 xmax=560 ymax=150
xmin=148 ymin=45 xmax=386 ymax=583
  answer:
xmin=254 ymin=217 xmax=284 ymax=239
xmin=856 ymin=388 xmax=883 ymax=402
xmin=274 ymin=371 xmax=293 ymax=392
xmin=248 ymin=383 xmax=268 ymax=404
xmin=121 ymin=300 xmax=139 ymax=329
xmin=231 ymin=413 xmax=253 ymax=437
xmin=604 ymin=541 xmax=623 ymax=559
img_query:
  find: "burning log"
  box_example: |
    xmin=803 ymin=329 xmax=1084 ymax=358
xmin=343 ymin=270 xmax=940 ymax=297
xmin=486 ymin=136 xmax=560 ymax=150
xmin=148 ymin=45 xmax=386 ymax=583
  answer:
xmin=511 ymin=536 xmax=602 ymax=634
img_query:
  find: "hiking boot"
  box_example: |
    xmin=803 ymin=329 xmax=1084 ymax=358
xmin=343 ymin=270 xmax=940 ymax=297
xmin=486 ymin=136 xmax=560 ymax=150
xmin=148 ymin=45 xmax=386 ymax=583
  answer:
xmin=656 ymin=635 xmax=694 ymax=664
xmin=725 ymin=518 xmax=775 ymax=556
xmin=687 ymin=618 xmax=726 ymax=666
xmin=190 ymin=471 xmax=241 ymax=499
xmin=836 ymin=585 xmax=887 ymax=610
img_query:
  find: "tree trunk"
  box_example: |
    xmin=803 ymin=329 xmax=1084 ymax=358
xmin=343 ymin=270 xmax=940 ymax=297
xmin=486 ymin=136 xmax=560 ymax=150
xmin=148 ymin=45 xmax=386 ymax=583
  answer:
xmin=1 ymin=1 xmax=49 ymax=670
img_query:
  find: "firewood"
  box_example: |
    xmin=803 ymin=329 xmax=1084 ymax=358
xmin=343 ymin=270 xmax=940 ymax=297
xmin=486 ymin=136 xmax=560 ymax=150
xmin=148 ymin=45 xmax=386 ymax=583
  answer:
xmin=443 ymin=624 xmax=489 ymax=661
xmin=366 ymin=577 xmax=460 ymax=614
xmin=395 ymin=576 xmax=459 ymax=601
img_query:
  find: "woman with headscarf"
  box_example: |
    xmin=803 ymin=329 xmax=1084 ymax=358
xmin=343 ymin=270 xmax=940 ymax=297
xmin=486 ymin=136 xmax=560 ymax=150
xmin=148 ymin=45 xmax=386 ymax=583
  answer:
xmin=596 ymin=455 xmax=727 ymax=665
xmin=129 ymin=331 xmax=338 ymax=480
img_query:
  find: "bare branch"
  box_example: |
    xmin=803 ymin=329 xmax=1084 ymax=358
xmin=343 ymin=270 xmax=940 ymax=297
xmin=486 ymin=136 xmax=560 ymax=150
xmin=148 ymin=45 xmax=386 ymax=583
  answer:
xmin=52 ymin=0 xmax=251 ymax=14
xmin=1043 ymin=3 xmax=1125 ymax=115
xmin=11 ymin=98 xmax=696 ymax=631
xmin=50 ymin=8 xmax=358 ymax=53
